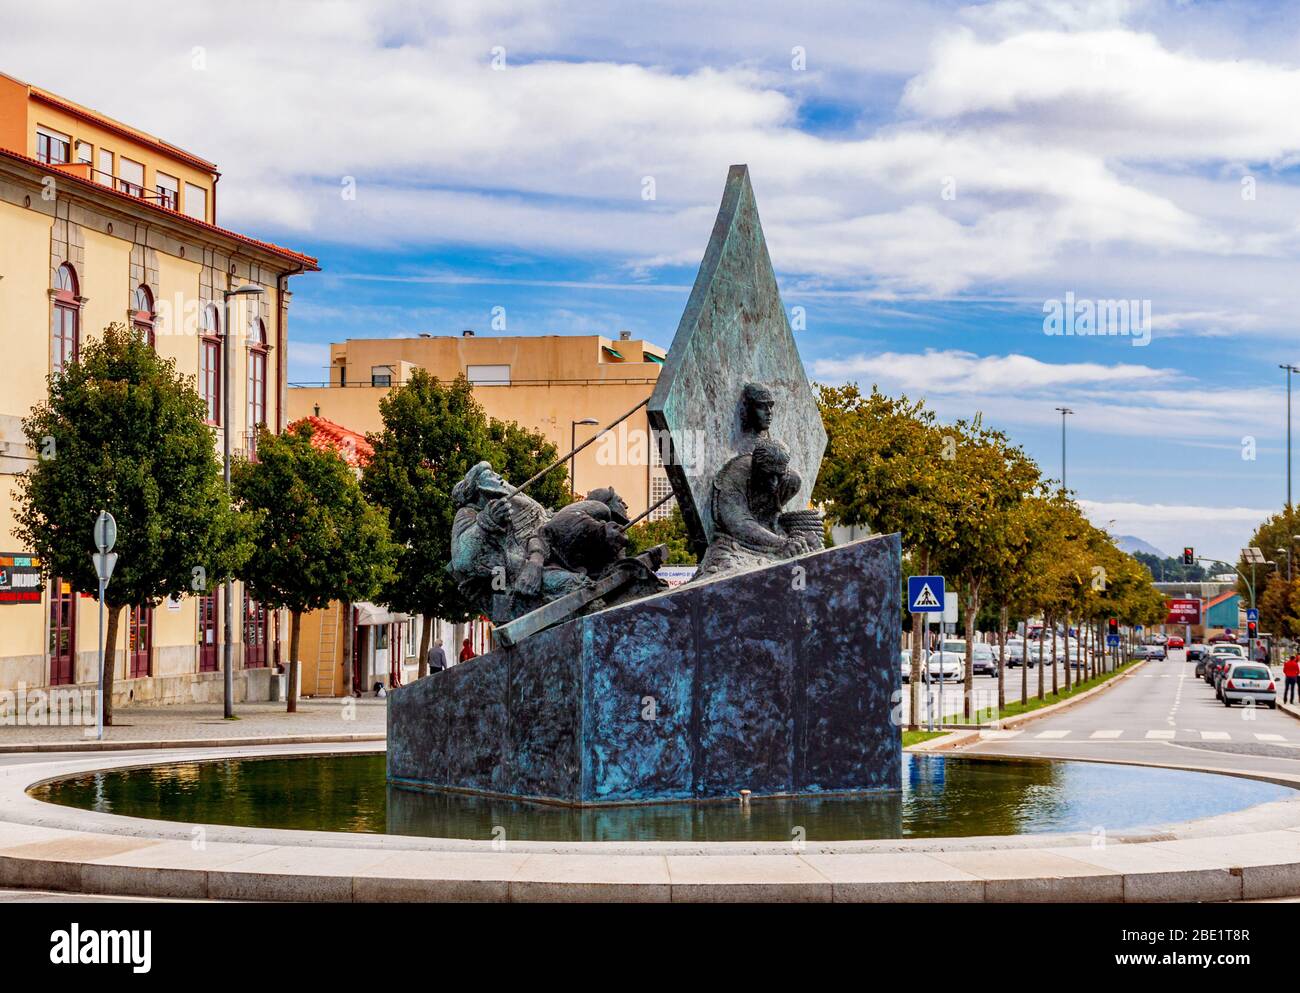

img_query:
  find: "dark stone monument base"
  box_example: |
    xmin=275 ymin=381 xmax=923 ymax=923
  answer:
xmin=387 ymin=533 xmax=902 ymax=805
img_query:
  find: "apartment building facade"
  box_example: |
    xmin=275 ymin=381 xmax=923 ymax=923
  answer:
xmin=0 ymin=74 xmax=317 ymax=704
xmin=287 ymin=332 xmax=677 ymax=522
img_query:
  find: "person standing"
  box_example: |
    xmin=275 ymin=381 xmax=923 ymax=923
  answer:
xmin=427 ymin=638 xmax=447 ymax=673
xmin=1284 ymin=654 xmax=1300 ymax=705
xmin=460 ymin=638 xmax=476 ymax=663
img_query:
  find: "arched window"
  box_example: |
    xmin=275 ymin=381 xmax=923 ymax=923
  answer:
xmin=247 ymin=318 xmax=268 ymax=456
xmin=132 ymin=285 xmax=155 ymax=347
xmin=200 ymin=304 xmax=222 ymax=425
xmin=51 ymin=263 xmax=80 ymax=374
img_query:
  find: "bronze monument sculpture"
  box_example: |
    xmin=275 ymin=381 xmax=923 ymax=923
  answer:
xmin=389 ymin=165 xmax=901 ymax=805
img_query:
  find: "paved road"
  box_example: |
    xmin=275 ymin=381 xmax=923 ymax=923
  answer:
xmin=964 ymin=649 xmax=1300 ymax=777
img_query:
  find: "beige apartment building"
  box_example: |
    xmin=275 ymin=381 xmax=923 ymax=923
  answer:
xmin=288 ymin=332 xmax=676 ymax=521
xmin=0 ymin=73 xmax=317 ymax=704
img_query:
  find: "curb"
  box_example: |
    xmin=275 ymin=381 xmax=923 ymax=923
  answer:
xmin=0 ymin=733 xmax=385 ymax=754
xmin=905 ymin=730 xmax=980 ymax=753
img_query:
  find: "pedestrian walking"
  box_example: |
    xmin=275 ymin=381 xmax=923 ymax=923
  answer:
xmin=427 ymin=638 xmax=447 ymax=673
xmin=1284 ymin=654 xmax=1300 ymax=705
xmin=460 ymin=638 xmax=476 ymax=663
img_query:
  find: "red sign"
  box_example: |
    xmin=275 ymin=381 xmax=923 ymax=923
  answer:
xmin=0 ymin=553 xmax=42 ymax=604
xmin=1165 ymin=598 xmax=1202 ymax=625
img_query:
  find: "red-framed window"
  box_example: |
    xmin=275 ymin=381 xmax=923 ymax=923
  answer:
xmin=52 ymin=263 xmax=80 ymax=375
xmin=128 ymin=604 xmax=152 ymax=678
xmin=200 ymin=304 xmax=222 ymax=425
xmin=247 ymin=318 xmax=268 ymax=457
xmin=132 ymin=285 xmax=155 ymax=348
xmin=36 ymin=129 xmax=70 ymax=165
xmin=49 ymin=578 xmax=76 ymax=686
xmin=198 ymin=593 xmax=219 ymax=672
xmin=244 ymin=593 xmax=268 ymax=668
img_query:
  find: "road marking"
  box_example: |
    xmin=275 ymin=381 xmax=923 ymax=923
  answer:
xmin=1145 ymin=730 xmax=1176 ymax=739
xmin=1036 ymin=730 xmax=1071 ymax=739
xmin=980 ymin=730 xmax=1022 ymax=740
xmin=1199 ymin=731 xmax=1231 ymax=741
xmin=1255 ymin=733 xmax=1286 ymax=742
xmin=1090 ymin=729 xmax=1122 ymax=739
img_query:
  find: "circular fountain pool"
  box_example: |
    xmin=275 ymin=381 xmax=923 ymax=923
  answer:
xmin=28 ymin=752 xmax=1295 ymax=843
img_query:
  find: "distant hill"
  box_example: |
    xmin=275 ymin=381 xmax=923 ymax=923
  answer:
xmin=1115 ymin=535 xmax=1169 ymax=559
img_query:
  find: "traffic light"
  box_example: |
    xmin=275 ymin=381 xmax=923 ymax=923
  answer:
xmin=1248 ymin=620 xmax=1258 ymax=640
xmin=1108 ymin=618 xmax=1119 ymax=637
xmin=1182 ymin=547 xmax=1194 ymax=565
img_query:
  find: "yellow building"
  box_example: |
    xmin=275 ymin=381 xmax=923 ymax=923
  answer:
xmin=288 ymin=332 xmax=675 ymax=521
xmin=286 ymin=333 xmax=675 ymax=694
xmin=0 ymin=73 xmax=317 ymax=705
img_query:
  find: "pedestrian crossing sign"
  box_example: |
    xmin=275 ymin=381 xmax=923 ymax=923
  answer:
xmin=908 ymin=575 xmax=945 ymax=613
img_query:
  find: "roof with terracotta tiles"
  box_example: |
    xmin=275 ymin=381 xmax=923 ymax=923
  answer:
xmin=290 ymin=415 xmax=374 ymax=468
xmin=1205 ymin=589 xmax=1240 ymax=609
xmin=0 ymin=146 xmax=319 ymax=271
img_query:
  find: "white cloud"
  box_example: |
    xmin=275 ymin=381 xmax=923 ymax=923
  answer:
xmin=812 ymin=348 xmax=1174 ymax=393
xmin=1079 ymin=498 xmax=1273 ymax=563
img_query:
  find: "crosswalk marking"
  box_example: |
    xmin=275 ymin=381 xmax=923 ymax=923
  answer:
xmin=1001 ymin=728 xmax=1288 ymax=742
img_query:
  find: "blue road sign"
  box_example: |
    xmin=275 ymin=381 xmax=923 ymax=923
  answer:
xmin=1246 ymin=608 xmax=1259 ymax=623
xmin=1106 ymin=634 xmax=1120 ymax=648
xmin=908 ymin=575 xmax=945 ymax=613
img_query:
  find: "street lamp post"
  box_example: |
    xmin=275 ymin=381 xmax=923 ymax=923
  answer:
xmin=570 ymin=417 xmax=598 ymax=498
xmin=222 ymin=283 xmax=265 ymax=720
xmin=1283 ymin=365 xmax=1300 ymax=509
xmin=1055 ymin=407 xmax=1074 ymax=493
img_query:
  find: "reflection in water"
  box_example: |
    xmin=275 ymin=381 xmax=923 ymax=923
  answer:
xmin=30 ymin=753 xmax=1293 ymax=843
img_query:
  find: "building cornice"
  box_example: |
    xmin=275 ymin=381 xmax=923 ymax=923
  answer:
xmin=0 ymin=148 xmax=318 ymax=274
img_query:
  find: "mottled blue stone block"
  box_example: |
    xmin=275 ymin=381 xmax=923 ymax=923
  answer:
xmin=387 ymin=533 xmax=902 ymax=804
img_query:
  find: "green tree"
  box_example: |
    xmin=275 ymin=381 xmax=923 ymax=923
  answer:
xmin=1239 ymin=508 xmax=1299 ymax=632
xmin=932 ymin=418 xmax=1041 ymax=717
xmin=234 ymin=423 xmax=397 ymax=711
xmin=815 ymin=384 xmax=957 ymax=725
xmin=14 ymin=323 xmax=249 ymax=725
xmin=361 ymin=371 xmax=569 ymax=678
xmin=626 ymin=505 xmax=695 ymax=564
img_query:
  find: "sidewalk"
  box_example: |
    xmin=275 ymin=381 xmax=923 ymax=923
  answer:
xmin=0 ymin=698 xmax=386 ymax=751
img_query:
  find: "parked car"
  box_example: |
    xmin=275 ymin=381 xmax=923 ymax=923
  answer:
xmin=1004 ymin=638 xmax=1027 ymax=666
xmin=923 ymin=651 xmax=964 ymax=683
xmin=1211 ymin=648 xmax=1247 ymax=695
xmin=1187 ymin=643 xmax=1209 ymax=663
xmin=1135 ymin=643 xmax=1167 ymax=660
xmin=900 ymin=649 xmax=911 ymax=684
xmin=1221 ymin=662 xmax=1277 ymax=708
xmin=1205 ymin=648 xmax=1242 ymax=686
xmin=1209 ymin=632 xmax=1238 ymax=644
xmin=942 ymin=639 xmax=998 ymax=677
xmin=1167 ymin=636 xmax=1185 ymax=649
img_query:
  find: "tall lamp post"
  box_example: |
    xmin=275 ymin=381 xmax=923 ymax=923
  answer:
xmin=222 ymin=283 xmax=264 ymax=719
xmin=570 ymin=417 xmax=598 ymax=498
xmin=1282 ymin=365 xmax=1299 ymax=509
xmin=1055 ymin=407 xmax=1074 ymax=493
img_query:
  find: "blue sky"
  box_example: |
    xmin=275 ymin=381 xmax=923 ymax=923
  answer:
xmin=5 ymin=0 xmax=1300 ymax=560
